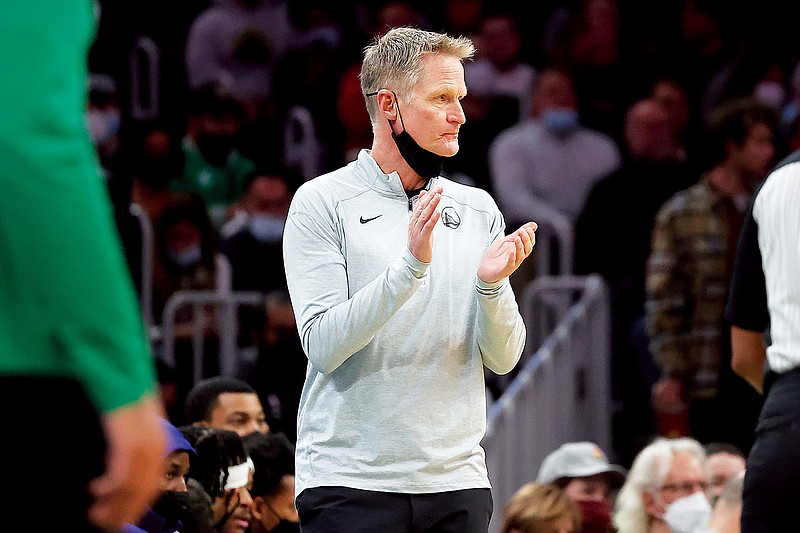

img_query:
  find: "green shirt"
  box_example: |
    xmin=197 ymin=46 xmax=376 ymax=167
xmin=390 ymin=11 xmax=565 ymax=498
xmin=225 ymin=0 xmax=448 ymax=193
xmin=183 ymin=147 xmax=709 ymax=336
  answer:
xmin=174 ymin=138 xmax=256 ymax=228
xmin=0 ymin=0 xmax=158 ymax=413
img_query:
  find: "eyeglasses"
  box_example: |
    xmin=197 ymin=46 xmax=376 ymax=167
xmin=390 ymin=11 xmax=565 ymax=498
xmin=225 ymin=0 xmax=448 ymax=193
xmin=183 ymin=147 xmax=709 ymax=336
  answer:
xmin=659 ymin=480 xmax=709 ymax=495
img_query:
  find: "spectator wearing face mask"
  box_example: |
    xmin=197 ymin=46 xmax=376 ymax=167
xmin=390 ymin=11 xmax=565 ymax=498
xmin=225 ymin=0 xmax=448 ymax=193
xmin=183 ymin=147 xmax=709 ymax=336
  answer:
xmin=488 ymin=67 xmax=621 ymax=231
xmin=537 ymin=441 xmax=627 ymax=533
xmin=172 ymin=85 xmax=256 ymax=230
xmin=86 ymin=73 xmax=123 ymax=176
xmin=242 ymin=431 xmax=300 ymax=533
xmin=218 ymin=166 xmax=297 ymax=361
xmin=219 ymin=166 xmax=297 ymax=296
xmin=152 ymin=194 xmax=219 ymax=331
xmin=123 ymin=418 xmax=198 ymax=533
xmin=613 ymin=436 xmax=711 ymax=533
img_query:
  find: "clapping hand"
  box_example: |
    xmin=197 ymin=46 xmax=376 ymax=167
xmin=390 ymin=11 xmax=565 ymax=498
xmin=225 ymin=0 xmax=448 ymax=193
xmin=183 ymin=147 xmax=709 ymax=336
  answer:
xmin=477 ymin=222 xmax=538 ymax=283
xmin=407 ymin=186 xmax=443 ymax=263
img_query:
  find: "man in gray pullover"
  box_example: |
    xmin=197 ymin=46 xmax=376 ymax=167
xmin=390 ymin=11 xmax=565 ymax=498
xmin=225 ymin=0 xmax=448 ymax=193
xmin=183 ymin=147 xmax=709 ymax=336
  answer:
xmin=283 ymin=26 xmax=538 ymax=533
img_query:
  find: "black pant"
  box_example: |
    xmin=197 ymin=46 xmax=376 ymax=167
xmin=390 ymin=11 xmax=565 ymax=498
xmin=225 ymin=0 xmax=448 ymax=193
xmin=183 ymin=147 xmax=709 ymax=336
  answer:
xmin=296 ymin=486 xmax=493 ymax=533
xmin=741 ymin=368 xmax=800 ymax=532
xmin=0 ymin=376 xmax=107 ymax=533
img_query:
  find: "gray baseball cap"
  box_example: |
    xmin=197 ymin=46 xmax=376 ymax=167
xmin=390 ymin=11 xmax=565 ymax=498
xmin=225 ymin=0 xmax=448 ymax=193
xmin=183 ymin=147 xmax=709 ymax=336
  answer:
xmin=537 ymin=441 xmax=627 ymax=489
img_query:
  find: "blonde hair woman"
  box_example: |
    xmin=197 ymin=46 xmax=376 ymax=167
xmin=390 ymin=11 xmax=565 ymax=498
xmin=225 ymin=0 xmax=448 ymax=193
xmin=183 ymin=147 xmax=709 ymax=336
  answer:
xmin=501 ymin=482 xmax=581 ymax=533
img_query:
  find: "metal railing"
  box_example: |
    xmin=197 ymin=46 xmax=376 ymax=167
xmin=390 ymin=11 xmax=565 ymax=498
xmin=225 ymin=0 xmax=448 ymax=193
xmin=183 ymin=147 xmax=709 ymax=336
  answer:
xmin=283 ymin=105 xmax=322 ymax=181
xmin=483 ymin=274 xmax=611 ymax=533
xmin=128 ymin=203 xmax=155 ymax=332
xmin=129 ymin=36 xmax=160 ymax=121
xmin=159 ymin=254 xmax=264 ymax=385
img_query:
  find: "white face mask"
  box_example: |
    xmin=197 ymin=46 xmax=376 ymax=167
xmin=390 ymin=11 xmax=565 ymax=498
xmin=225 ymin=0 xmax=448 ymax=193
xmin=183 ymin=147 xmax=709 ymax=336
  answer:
xmin=168 ymin=244 xmax=202 ymax=268
xmin=662 ymin=491 xmax=712 ymax=533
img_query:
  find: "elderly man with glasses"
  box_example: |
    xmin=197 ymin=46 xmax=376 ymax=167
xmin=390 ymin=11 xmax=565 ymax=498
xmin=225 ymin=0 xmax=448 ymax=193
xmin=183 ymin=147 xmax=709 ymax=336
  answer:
xmin=613 ymin=437 xmax=712 ymax=533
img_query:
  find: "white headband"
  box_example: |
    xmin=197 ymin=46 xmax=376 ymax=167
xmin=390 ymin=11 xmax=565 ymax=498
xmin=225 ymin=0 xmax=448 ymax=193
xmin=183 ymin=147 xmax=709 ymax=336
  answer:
xmin=222 ymin=456 xmax=254 ymax=491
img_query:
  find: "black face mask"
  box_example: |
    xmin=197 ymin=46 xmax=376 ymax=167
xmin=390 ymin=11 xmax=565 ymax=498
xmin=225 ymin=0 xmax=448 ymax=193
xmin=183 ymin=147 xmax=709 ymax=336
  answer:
xmin=271 ymin=520 xmax=301 ymax=533
xmin=196 ymin=133 xmax=236 ymax=167
xmin=138 ymin=155 xmax=178 ymax=190
xmin=152 ymin=490 xmax=189 ymax=526
xmin=389 ymin=93 xmax=444 ymax=180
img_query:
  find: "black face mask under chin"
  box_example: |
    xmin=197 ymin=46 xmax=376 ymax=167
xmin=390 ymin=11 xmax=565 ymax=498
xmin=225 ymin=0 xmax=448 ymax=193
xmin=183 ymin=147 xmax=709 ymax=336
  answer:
xmin=389 ymin=96 xmax=445 ymax=180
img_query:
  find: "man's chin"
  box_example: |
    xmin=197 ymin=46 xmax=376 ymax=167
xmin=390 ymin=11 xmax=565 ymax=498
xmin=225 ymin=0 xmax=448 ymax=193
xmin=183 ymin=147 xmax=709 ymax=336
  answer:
xmin=438 ymin=141 xmax=459 ymax=157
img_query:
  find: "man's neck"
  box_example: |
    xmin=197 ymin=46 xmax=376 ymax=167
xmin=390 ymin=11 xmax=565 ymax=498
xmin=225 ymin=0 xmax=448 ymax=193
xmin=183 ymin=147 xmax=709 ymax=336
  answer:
xmin=370 ymin=139 xmax=426 ymax=191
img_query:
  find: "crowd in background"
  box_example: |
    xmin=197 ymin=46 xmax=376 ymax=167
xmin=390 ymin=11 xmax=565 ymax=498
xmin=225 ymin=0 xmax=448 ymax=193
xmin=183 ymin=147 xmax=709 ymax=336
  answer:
xmin=84 ymin=0 xmax=800 ymax=485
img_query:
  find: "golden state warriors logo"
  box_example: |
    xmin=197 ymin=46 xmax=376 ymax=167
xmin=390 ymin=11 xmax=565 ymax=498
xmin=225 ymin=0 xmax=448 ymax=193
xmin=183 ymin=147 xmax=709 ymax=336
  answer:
xmin=441 ymin=206 xmax=460 ymax=229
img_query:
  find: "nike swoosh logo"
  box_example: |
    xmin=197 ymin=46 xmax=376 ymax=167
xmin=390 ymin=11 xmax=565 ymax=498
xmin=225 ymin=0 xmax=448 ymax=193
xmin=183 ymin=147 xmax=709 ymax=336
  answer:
xmin=360 ymin=215 xmax=383 ymax=224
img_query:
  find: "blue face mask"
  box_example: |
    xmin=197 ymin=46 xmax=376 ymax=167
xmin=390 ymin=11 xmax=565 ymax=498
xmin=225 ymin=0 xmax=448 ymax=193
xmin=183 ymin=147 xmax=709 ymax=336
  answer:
xmin=168 ymin=245 xmax=202 ymax=268
xmin=249 ymin=214 xmax=285 ymax=244
xmin=541 ymin=108 xmax=579 ymax=137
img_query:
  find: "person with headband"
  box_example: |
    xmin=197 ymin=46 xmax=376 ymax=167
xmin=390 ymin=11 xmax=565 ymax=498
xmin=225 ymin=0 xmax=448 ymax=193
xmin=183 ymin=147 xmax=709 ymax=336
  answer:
xmin=181 ymin=426 xmax=255 ymax=533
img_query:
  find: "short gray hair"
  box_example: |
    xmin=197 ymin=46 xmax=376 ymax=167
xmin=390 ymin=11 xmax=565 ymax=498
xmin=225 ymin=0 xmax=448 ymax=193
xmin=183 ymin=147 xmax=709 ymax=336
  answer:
xmin=360 ymin=26 xmax=475 ymax=124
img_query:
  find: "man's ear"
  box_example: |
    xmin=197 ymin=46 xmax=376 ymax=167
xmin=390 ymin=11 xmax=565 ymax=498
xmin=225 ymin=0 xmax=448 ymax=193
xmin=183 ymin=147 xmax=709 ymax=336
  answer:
xmin=377 ymin=91 xmax=398 ymax=120
xmin=251 ymin=495 xmax=267 ymax=521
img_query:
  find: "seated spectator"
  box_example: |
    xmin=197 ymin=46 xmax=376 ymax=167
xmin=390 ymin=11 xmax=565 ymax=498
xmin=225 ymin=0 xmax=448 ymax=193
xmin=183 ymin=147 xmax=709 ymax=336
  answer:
xmin=702 ymin=442 xmax=746 ymax=506
xmin=123 ymin=418 xmax=198 ymax=533
xmin=613 ymin=436 xmax=711 ymax=533
xmin=489 ymin=67 xmax=621 ymax=230
xmin=184 ymin=375 xmax=270 ymax=436
xmin=184 ymin=0 xmax=296 ymax=122
xmin=649 ymin=76 xmax=699 ymax=165
xmin=86 ymin=72 xmax=123 ymax=176
xmin=698 ymin=469 xmax=745 ymax=533
xmin=454 ymin=13 xmax=536 ymax=193
xmin=242 ymin=431 xmax=300 ymax=532
xmin=152 ymin=194 xmax=219 ymax=322
xmin=131 ymin=122 xmax=187 ymax=225
xmin=537 ymin=441 xmax=627 ymax=533
xmin=500 ymin=482 xmax=582 ymax=533
xmin=239 ymin=289 xmax=306 ymax=442
xmin=180 ymin=426 xmax=255 ymax=533
xmin=151 ymin=194 xmax=220 ymax=393
xmin=183 ymin=477 xmax=217 ymax=533
xmin=219 ymin=166 xmax=296 ymax=293
xmin=573 ymin=98 xmax=698 ymax=465
xmin=172 ymin=86 xmax=256 ymax=229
